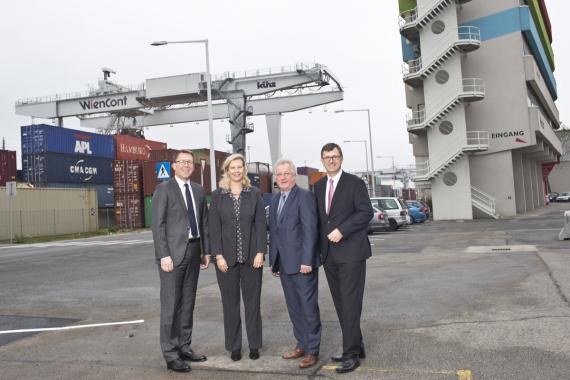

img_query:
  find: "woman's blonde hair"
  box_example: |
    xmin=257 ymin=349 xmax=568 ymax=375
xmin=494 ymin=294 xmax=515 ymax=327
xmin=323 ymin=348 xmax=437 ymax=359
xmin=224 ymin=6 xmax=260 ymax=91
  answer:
xmin=218 ymin=153 xmax=251 ymax=190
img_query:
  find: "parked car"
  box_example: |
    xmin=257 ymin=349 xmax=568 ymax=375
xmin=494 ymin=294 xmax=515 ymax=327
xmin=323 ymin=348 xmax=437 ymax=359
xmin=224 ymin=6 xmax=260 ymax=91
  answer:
xmin=548 ymin=192 xmax=559 ymax=202
xmin=556 ymin=192 xmax=570 ymax=202
xmin=408 ymin=206 xmax=427 ymax=223
xmin=370 ymin=197 xmax=408 ymax=231
xmin=368 ymin=206 xmax=389 ymax=233
xmin=405 ymin=200 xmax=430 ymax=219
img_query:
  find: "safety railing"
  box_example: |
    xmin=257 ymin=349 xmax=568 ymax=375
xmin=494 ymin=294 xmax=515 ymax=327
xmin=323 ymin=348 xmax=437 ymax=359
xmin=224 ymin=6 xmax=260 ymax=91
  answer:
xmin=402 ymin=26 xmax=480 ymax=76
xmin=471 ymin=186 xmax=498 ymax=218
xmin=398 ymin=0 xmax=451 ymax=28
xmin=16 ymin=83 xmax=145 ymax=106
xmin=406 ymin=78 xmax=485 ymax=130
xmin=214 ymin=62 xmax=322 ymax=81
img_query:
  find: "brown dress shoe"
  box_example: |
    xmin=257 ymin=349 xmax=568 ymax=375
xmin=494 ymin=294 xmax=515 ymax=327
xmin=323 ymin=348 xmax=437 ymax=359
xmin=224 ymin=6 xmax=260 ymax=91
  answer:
xmin=282 ymin=348 xmax=305 ymax=359
xmin=299 ymin=355 xmax=319 ymax=369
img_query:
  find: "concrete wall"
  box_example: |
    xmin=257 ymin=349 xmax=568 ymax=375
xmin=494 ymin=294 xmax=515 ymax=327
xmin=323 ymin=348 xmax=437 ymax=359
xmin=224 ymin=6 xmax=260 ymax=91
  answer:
xmin=0 ymin=188 xmax=99 ymax=240
xmin=548 ymin=161 xmax=570 ymax=193
xmin=459 ymin=0 xmax=519 ymax=24
xmin=470 ymin=151 xmax=517 ymax=217
xmin=512 ymin=150 xmax=527 ymax=213
xmin=432 ymin=156 xmax=472 ymax=220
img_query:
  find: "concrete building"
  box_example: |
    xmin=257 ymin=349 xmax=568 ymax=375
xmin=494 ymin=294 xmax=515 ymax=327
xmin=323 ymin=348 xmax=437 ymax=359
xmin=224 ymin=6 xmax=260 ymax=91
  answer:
xmin=398 ymin=0 xmax=562 ymax=219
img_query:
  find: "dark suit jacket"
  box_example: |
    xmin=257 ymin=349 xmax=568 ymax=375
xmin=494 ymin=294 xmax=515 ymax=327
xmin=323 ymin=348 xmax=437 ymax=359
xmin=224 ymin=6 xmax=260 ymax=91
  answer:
xmin=314 ymin=171 xmax=373 ymax=264
xmin=151 ymin=178 xmax=209 ymax=266
xmin=209 ymin=186 xmax=267 ymax=266
xmin=269 ymin=185 xmax=319 ymax=275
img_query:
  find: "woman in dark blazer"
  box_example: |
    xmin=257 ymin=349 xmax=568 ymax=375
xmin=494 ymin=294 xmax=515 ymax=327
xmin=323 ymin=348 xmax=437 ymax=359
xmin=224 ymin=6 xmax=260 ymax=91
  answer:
xmin=209 ymin=153 xmax=267 ymax=361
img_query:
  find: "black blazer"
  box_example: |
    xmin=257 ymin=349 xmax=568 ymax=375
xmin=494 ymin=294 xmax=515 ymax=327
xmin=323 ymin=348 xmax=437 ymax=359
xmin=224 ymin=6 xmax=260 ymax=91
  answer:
xmin=314 ymin=171 xmax=373 ymax=264
xmin=209 ymin=186 xmax=267 ymax=266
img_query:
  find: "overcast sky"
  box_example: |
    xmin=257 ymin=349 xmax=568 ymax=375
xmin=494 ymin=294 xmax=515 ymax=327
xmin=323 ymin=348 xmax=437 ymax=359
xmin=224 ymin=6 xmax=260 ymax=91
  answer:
xmin=1 ymin=0 xmax=569 ymax=172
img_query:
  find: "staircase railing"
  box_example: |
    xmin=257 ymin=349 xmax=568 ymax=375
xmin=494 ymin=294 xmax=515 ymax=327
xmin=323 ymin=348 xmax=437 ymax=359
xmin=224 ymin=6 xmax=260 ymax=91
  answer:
xmin=471 ymin=186 xmax=498 ymax=218
xmin=399 ymin=0 xmax=451 ymax=28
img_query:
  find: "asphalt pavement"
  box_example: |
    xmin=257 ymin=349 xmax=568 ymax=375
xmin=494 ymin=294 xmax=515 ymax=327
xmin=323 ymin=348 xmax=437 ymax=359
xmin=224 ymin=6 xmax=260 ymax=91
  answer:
xmin=0 ymin=203 xmax=569 ymax=379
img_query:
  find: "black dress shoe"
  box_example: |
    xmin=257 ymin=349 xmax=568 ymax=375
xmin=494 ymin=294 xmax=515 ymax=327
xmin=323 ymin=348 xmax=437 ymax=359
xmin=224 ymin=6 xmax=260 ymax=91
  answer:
xmin=335 ymin=357 xmax=360 ymax=374
xmin=249 ymin=349 xmax=260 ymax=360
xmin=231 ymin=350 xmax=242 ymax=361
xmin=180 ymin=350 xmax=207 ymax=362
xmin=166 ymin=358 xmax=191 ymax=372
xmin=331 ymin=345 xmax=366 ymax=362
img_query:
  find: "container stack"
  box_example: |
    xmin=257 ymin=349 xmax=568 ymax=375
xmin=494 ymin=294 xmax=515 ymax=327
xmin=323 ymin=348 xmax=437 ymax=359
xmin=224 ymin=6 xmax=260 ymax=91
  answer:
xmin=0 ymin=150 xmax=17 ymax=187
xmin=20 ymin=124 xmax=115 ymax=207
xmin=113 ymin=135 xmax=167 ymax=228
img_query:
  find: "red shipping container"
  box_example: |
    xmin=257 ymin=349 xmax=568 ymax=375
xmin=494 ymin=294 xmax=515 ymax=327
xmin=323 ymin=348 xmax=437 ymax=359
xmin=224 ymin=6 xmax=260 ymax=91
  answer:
xmin=0 ymin=150 xmax=17 ymax=187
xmin=149 ymin=149 xmax=182 ymax=163
xmin=114 ymin=135 xmax=167 ymax=160
xmin=113 ymin=160 xmax=142 ymax=194
xmin=114 ymin=192 xmax=144 ymax=228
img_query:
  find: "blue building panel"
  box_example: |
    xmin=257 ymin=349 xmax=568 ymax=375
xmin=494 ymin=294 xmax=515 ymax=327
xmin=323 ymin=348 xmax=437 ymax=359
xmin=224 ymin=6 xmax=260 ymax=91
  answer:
xmin=461 ymin=6 xmax=557 ymax=100
xmin=21 ymin=124 xmax=116 ymax=158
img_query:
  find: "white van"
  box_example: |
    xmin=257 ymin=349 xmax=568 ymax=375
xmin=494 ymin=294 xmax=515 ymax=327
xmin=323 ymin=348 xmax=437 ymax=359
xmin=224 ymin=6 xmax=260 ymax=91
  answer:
xmin=369 ymin=197 xmax=408 ymax=231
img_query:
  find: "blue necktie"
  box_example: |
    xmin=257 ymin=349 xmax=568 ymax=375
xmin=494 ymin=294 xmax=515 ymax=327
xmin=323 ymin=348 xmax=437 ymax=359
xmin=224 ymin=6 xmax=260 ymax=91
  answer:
xmin=277 ymin=193 xmax=286 ymax=216
xmin=184 ymin=184 xmax=198 ymax=238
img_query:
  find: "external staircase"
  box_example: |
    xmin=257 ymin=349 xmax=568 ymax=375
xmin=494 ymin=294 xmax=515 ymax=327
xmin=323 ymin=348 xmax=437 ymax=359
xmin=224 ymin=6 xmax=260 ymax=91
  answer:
xmin=399 ymin=0 xmax=473 ymax=36
xmin=403 ymin=26 xmax=481 ymax=86
xmin=471 ymin=186 xmax=501 ymax=219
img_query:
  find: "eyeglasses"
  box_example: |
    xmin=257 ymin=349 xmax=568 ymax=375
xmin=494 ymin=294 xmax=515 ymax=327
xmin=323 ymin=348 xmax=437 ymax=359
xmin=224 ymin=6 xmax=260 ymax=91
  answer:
xmin=275 ymin=172 xmax=294 ymax=178
xmin=322 ymin=155 xmax=341 ymax=161
xmin=175 ymin=160 xmax=194 ymax=166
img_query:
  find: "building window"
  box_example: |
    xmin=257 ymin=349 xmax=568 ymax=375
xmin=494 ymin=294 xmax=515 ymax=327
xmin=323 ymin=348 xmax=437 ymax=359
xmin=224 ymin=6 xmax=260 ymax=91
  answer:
xmin=435 ymin=70 xmax=449 ymax=84
xmin=431 ymin=21 xmax=445 ymax=34
xmin=443 ymin=172 xmax=457 ymax=186
xmin=439 ymin=121 xmax=454 ymax=135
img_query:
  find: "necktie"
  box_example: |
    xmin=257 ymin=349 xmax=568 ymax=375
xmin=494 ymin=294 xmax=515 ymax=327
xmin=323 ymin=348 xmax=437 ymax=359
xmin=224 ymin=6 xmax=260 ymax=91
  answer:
xmin=277 ymin=193 xmax=286 ymax=216
xmin=184 ymin=184 xmax=199 ymax=238
xmin=327 ymin=178 xmax=334 ymax=215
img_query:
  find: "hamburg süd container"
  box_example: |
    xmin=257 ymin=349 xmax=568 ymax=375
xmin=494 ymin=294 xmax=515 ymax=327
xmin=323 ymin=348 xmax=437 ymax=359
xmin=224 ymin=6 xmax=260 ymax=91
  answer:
xmin=22 ymin=153 xmax=114 ymax=184
xmin=114 ymin=192 xmax=143 ymax=228
xmin=21 ymin=124 xmax=115 ymax=158
xmin=114 ymin=135 xmax=167 ymax=160
xmin=113 ymin=160 xmax=143 ymax=194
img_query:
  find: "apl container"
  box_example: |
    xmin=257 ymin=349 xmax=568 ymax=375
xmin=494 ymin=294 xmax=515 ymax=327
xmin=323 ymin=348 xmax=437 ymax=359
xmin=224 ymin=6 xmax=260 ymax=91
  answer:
xmin=44 ymin=183 xmax=114 ymax=208
xmin=21 ymin=124 xmax=115 ymax=158
xmin=22 ymin=153 xmax=114 ymax=184
xmin=0 ymin=150 xmax=17 ymax=186
xmin=113 ymin=160 xmax=143 ymax=194
xmin=114 ymin=135 xmax=167 ymax=160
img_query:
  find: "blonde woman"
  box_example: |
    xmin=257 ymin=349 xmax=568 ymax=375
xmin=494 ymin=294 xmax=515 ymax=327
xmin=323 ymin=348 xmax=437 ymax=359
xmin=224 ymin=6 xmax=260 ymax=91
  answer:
xmin=209 ymin=153 xmax=266 ymax=361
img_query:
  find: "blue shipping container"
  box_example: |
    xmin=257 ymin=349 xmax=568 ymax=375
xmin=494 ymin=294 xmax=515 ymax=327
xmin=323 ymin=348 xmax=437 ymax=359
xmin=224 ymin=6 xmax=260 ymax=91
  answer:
xmin=21 ymin=124 xmax=115 ymax=158
xmin=22 ymin=153 xmax=114 ymax=184
xmin=44 ymin=183 xmax=114 ymax=208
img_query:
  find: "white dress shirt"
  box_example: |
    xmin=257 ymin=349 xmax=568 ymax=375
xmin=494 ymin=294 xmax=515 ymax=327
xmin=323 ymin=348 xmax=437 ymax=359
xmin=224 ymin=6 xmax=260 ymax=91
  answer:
xmin=325 ymin=170 xmax=343 ymax=214
xmin=174 ymin=176 xmax=200 ymax=239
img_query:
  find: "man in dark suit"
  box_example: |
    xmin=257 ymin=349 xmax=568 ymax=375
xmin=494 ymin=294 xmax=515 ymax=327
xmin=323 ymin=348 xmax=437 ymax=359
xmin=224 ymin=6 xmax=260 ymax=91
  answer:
xmin=269 ymin=159 xmax=321 ymax=369
xmin=151 ymin=149 xmax=210 ymax=373
xmin=314 ymin=143 xmax=373 ymax=374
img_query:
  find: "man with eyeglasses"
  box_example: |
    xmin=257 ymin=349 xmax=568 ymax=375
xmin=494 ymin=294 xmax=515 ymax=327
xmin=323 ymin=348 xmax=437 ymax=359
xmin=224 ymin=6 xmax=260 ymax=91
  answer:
xmin=314 ymin=143 xmax=373 ymax=374
xmin=269 ymin=159 xmax=321 ymax=369
xmin=151 ymin=149 xmax=210 ymax=373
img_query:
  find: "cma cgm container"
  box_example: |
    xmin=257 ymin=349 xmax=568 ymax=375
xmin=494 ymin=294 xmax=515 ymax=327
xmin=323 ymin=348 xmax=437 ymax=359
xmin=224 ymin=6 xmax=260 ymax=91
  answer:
xmin=113 ymin=160 xmax=143 ymax=193
xmin=0 ymin=150 xmax=17 ymax=186
xmin=22 ymin=153 xmax=113 ymax=184
xmin=45 ymin=183 xmax=114 ymax=208
xmin=114 ymin=135 xmax=167 ymax=160
xmin=21 ymin=124 xmax=115 ymax=158
xmin=115 ymin=192 xmax=143 ymax=228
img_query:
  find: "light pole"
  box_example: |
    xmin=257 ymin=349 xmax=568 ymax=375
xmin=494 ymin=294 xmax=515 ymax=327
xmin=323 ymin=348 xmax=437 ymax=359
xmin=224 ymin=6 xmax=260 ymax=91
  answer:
xmin=334 ymin=109 xmax=376 ymax=196
xmin=343 ymin=140 xmax=369 ymax=186
xmin=151 ymin=39 xmax=217 ymax=190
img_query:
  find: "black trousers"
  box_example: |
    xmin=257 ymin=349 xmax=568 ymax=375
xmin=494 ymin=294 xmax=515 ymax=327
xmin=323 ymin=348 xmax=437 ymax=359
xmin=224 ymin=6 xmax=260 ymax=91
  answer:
xmin=323 ymin=257 xmax=366 ymax=358
xmin=216 ymin=262 xmax=263 ymax=352
xmin=158 ymin=240 xmax=201 ymax=363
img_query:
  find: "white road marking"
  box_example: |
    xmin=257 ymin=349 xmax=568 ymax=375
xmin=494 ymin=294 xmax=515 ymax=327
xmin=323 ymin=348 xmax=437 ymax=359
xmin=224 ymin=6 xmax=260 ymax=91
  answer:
xmin=0 ymin=319 xmax=145 ymax=335
xmin=0 ymin=240 xmax=153 ymax=250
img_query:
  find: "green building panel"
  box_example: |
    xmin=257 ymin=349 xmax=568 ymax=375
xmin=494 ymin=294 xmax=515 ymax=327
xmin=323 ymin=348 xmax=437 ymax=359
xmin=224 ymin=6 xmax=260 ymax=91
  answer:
xmin=527 ymin=0 xmax=554 ymax=70
xmin=399 ymin=0 xmax=417 ymax=13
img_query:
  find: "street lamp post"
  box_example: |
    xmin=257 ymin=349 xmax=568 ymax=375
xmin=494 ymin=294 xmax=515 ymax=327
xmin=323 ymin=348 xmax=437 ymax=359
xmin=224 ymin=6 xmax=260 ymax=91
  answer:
xmin=151 ymin=39 xmax=217 ymax=190
xmin=344 ymin=139 xmax=369 ymax=186
xmin=335 ymin=109 xmax=376 ymax=196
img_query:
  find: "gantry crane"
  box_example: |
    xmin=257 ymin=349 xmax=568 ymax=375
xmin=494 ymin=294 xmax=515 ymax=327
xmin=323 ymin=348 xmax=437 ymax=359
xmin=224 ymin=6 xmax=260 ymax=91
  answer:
xmin=15 ymin=63 xmax=343 ymax=164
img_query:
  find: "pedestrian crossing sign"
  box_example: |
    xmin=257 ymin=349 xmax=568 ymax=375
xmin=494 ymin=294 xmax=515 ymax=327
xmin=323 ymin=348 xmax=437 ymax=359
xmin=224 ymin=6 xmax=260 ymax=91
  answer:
xmin=156 ymin=162 xmax=171 ymax=181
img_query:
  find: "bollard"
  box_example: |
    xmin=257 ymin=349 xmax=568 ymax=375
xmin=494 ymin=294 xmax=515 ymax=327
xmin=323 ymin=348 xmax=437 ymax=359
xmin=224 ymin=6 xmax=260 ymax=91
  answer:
xmin=559 ymin=210 xmax=570 ymax=241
